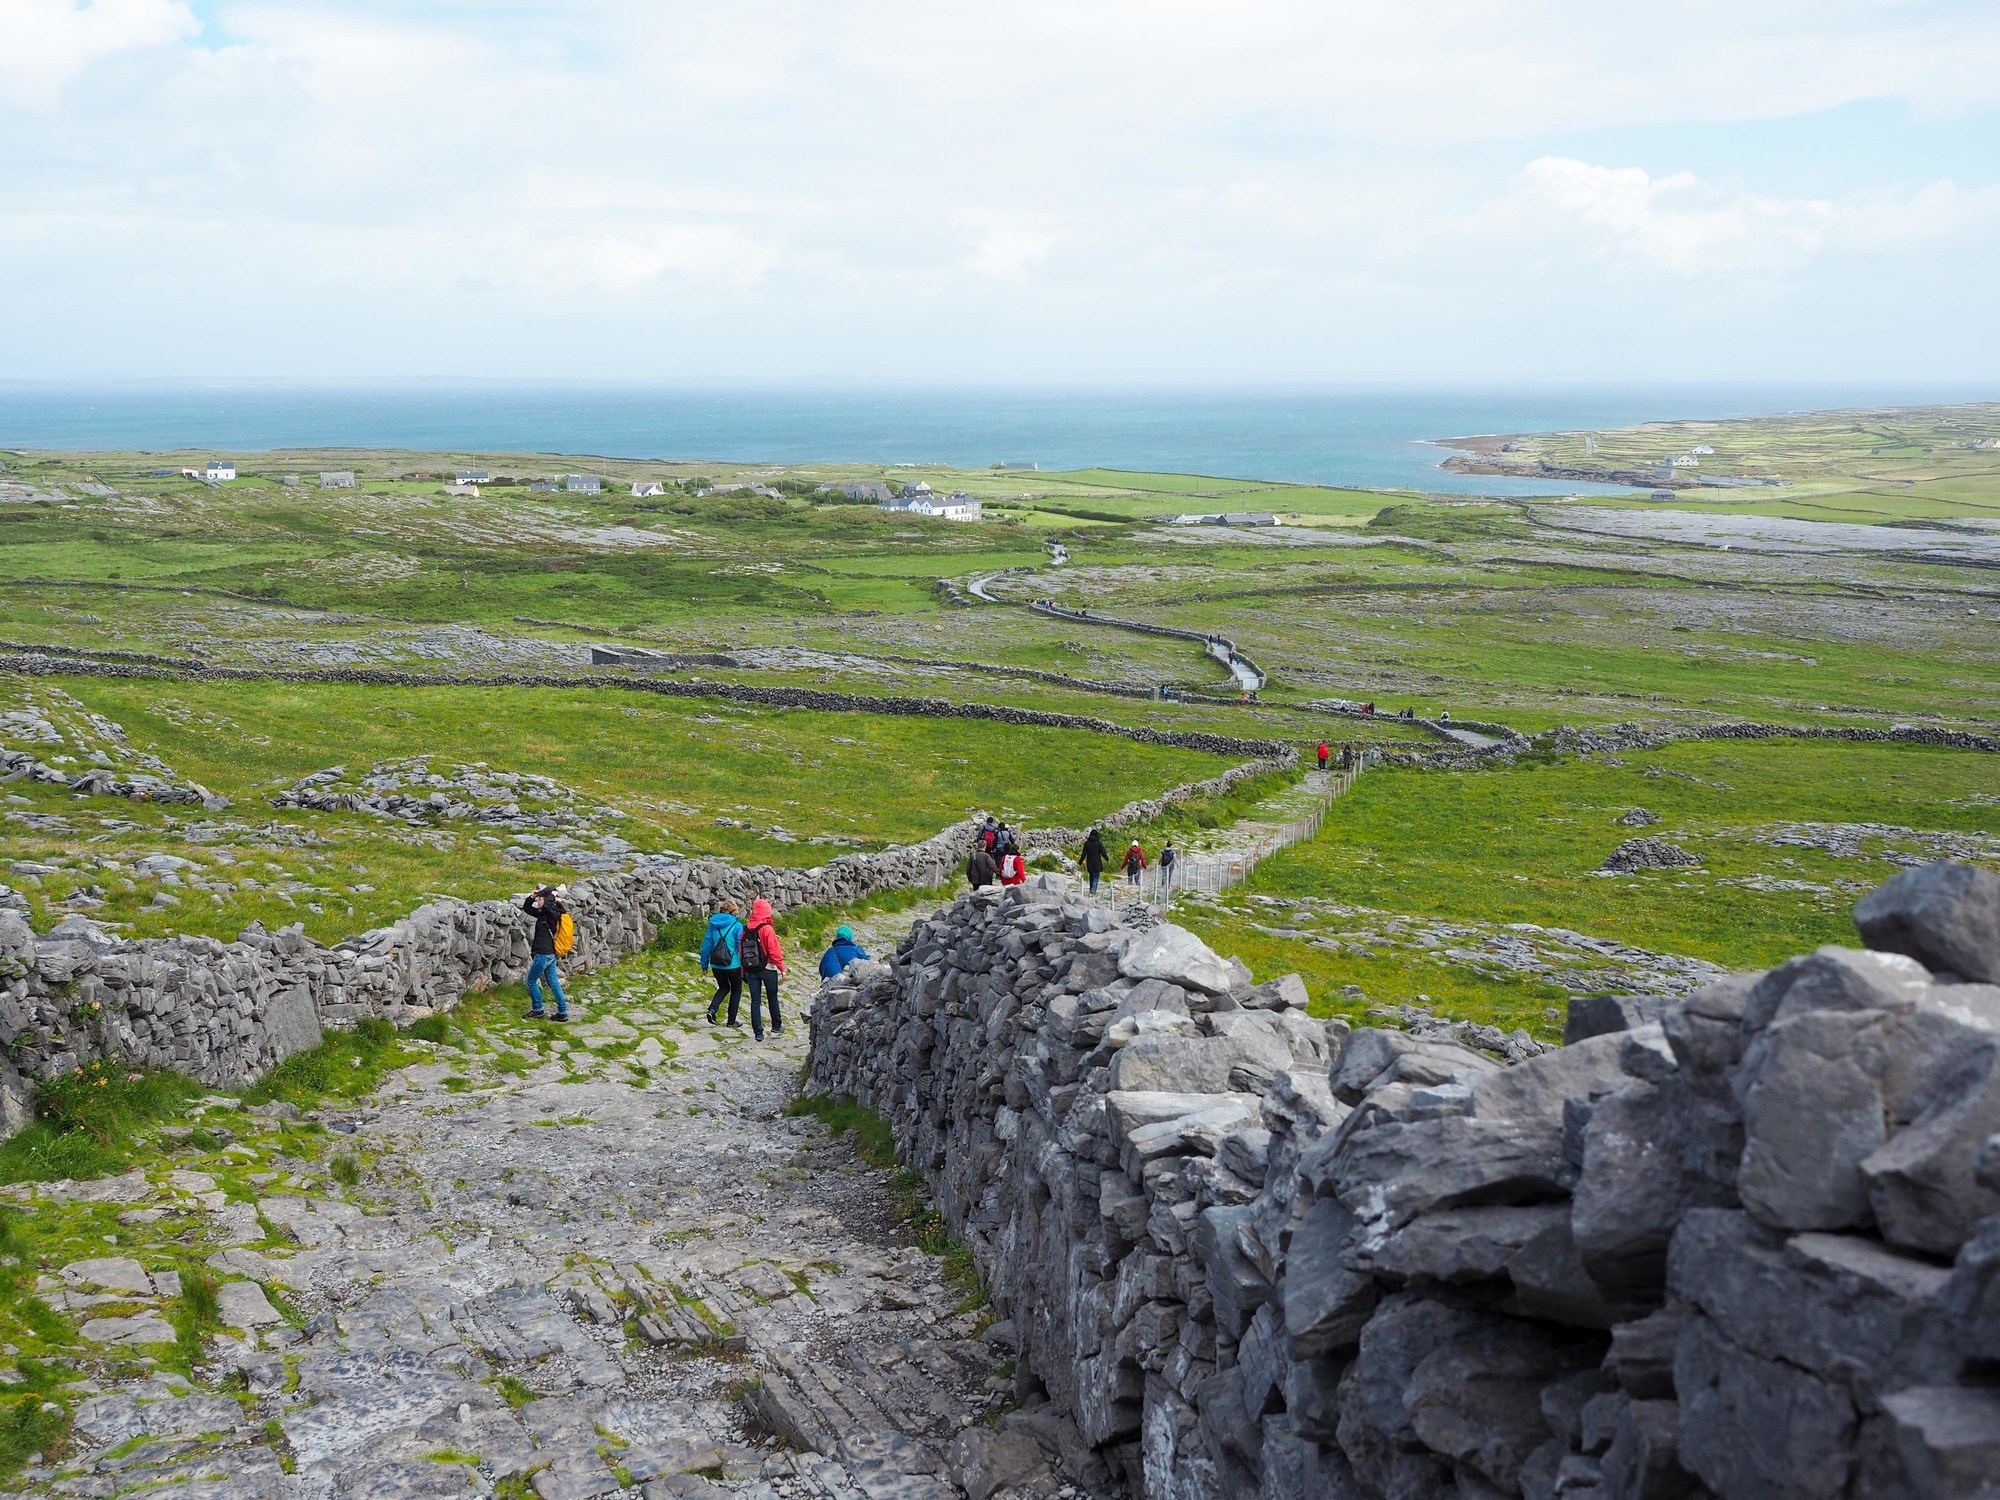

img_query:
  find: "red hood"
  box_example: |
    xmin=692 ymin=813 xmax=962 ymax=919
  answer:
xmin=748 ymin=897 xmax=774 ymax=926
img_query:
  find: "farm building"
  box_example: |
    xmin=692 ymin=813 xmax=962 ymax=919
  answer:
xmin=319 ymin=472 xmax=357 ymax=488
xmin=631 ymin=481 xmax=667 ymax=497
xmin=879 ymin=490 xmax=982 ymax=522
xmin=444 ymin=483 xmax=480 ymax=497
xmin=1218 ymin=512 xmax=1278 ymax=527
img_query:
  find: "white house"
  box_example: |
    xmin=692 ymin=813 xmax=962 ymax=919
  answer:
xmin=881 ymin=490 xmax=981 ymax=522
xmin=632 ymin=481 xmax=667 ymax=497
xmin=1670 ymin=454 xmax=1700 ymax=468
xmin=455 ymin=469 xmax=491 ymax=485
xmin=204 ymin=460 xmax=236 ymax=482
xmin=1691 ymin=445 xmax=1715 ymax=456
xmin=319 ymin=471 xmax=357 ymax=488
xmin=565 ymin=474 xmax=601 ymax=494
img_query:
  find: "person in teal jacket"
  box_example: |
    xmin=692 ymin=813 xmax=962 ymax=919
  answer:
xmin=818 ymin=925 xmax=871 ymax=978
xmin=700 ymin=899 xmax=746 ymax=1026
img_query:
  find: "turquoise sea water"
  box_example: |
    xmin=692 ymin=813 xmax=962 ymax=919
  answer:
xmin=0 ymin=382 xmax=1989 ymax=494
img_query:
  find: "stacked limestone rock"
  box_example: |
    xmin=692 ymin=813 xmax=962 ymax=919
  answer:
xmin=0 ymin=816 xmax=985 ymax=1132
xmin=806 ymin=863 xmax=2000 ymax=1499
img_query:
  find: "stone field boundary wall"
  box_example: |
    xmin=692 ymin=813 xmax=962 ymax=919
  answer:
xmin=805 ymin=864 xmax=2000 ymax=1500
xmin=0 ymin=650 xmax=1296 ymax=1133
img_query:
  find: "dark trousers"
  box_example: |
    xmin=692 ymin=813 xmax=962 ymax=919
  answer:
xmin=708 ymin=967 xmax=742 ymax=1024
xmin=1087 ymin=870 xmax=1102 ymax=893
xmin=745 ymin=970 xmax=781 ymax=1038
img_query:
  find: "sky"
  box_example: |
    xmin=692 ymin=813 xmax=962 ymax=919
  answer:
xmin=4 ymin=0 xmax=2000 ymax=384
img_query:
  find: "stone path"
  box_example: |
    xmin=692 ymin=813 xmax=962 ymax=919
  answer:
xmin=21 ymin=908 xmax=1086 ymax=1500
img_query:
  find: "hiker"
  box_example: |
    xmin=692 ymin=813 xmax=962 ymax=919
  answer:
xmin=818 ymin=925 xmax=871 ymax=978
xmin=1317 ymin=741 xmax=1330 ymax=772
xmin=979 ymin=817 xmax=1000 ymax=854
xmin=699 ymin=898 xmax=746 ymax=1028
xmin=520 ymin=885 xmax=569 ymax=1022
xmin=739 ymin=897 xmax=786 ymax=1039
xmin=1081 ymin=827 xmax=1108 ymax=894
xmin=998 ymin=845 xmax=1027 ymax=886
xmin=1123 ymin=840 xmax=1147 ymax=886
xmin=1439 ymin=709 xmax=1452 ymax=727
xmin=966 ymin=842 xmax=997 ymax=889
xmin=1160 ymin=841 xmax=1178 ymax=887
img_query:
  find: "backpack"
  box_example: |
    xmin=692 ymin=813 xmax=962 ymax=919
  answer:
xmin=553 ymin=911 xmax=577 ymax=958
xmin=740 ymin=923 xmax=771 ymax=973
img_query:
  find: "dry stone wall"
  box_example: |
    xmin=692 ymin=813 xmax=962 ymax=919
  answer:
xmin=805 ymin=862 xmax=2000 ymax=1499
xmin=0 ymin=655 xmax=1294 ymax=1137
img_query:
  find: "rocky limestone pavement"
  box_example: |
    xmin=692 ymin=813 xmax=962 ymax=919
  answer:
xmin=16 ymin=921 xmax=1103 ymax=1500
xmin=807 ymin=862 xmax=2000 ymax=1499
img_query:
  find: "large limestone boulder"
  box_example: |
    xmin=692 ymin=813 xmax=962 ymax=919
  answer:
xmin=1855 ymin=859 xmax=2000 ymax=984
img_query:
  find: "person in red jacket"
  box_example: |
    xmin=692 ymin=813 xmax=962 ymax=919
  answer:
xmin=1122 ymin=840 xmax=1148 ymax=887
xmin=998 ymin=846 xmax=1027 ymax=886
xmin=1316 ymin=741 xmax=1330 ymax=771
xmin=739 ymin=897 xmax=787 ymax=1040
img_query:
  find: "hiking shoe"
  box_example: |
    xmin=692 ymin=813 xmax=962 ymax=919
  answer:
xmin=706 ymin=1006 xmax=720 ymax=1024
xmin=551 ymin=1012 xmax=569 ymax=1024
xmin=526 ymin=1008 xmax=547 ymax=1020
xmin=770 ymin=1026 xmax=784 ymax=1036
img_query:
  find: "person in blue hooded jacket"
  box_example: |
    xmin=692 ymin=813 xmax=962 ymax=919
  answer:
xmin=700 ymin=898 xmax=746 ymax=1026
xmin=818 ymin=925 xmax=870 ymax=978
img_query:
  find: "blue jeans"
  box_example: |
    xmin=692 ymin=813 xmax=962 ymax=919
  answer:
xmin=526 ymin=953 xmax=567 ymax=1015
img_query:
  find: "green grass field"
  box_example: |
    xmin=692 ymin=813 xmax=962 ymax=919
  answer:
xmin=1183 ymin=739 xmax=2000 ymax=1036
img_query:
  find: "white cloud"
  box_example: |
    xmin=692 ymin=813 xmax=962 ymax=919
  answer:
xmin=3 ymin=0 xmax=2000 ymax=377
xmin=0 ymin=0 xmax=197 ymax=106
xmin=1506 ymin=155 xmax=2000 ymax=276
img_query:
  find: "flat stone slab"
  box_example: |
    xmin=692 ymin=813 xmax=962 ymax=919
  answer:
xmin=81 ymin=1312 xmax=175 ymax=1344
xmin=218 ymin=1280 xmax=285 ymax=1327
xmin=63 ymin=1255 xmax=156 ymax=1295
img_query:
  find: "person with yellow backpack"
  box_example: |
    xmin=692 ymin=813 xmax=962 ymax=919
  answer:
xmin=521 ymin=884 xmax=573 ymax=1022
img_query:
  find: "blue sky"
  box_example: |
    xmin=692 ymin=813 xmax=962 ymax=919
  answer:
xmin=3 ymin=0 xmax=1999 ymax=384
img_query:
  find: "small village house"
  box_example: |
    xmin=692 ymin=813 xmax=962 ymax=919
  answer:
xmin=444 ymin=483 xmax=480 ymax=497
xmin=631 ymin=481 xmax=667 ymax=497
xmin=455 ymin=469 xmax=491 ymax=485
xmin=319 ymin=471 xmax=357 ymax=488
xmin=565 ymin=475 xmax=601 ymax=494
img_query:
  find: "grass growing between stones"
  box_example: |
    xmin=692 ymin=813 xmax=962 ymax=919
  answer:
xmin=0 ymin=1062 xmax=203 ymax=1185
xmin=786 ymin=1094 xmax=985 ymax=1307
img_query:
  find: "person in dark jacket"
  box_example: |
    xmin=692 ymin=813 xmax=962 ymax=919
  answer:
xmin=1160 ymin=841 xmax=1178 ymax=887
xmin=819 ymin=925 xmax=870 ymax=978
xmin=740 ymin=896 xmax=786 ymax=1040
xmin=520 ymin=886 xmax=569 ymax=1021
xmin=1082 ymin=828 xmax=1108 ymax=894
xmin=966 ymin=845 xmax=998 ymax=889
xmin=700 ymin=899 xmax=746 ymax=1027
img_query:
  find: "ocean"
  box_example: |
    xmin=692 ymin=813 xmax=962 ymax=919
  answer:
xmin=0 ymin=382 xmax=1989 ymax=494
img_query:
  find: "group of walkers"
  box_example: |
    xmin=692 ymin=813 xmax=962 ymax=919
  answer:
xmin=1079 ymin=826 xmax=1176 ymax=895
xmin=519 ymin=882 xmax=875 ymax=1043
xmin=1315 ymin=740 xmax=1362 ymax=772
xmin=965 ymin=817 xmax=1029 ymax=889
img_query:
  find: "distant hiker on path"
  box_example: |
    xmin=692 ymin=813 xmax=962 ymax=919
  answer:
xmin=966 ymin=843 xmax=997 ymax=889
xmin=700 ymin=898 xmax=746 ymax=1028
xmin=998 ymin=846 xmax=1027 ymax=886
xmin=1082 ymin=827 xmax=1108 ymax=894
xmin=819 ymin=925 xmax=870 ymax=978
xmin=979 ymin=818 xmax=999 ymax=854
xmin=1160 ymin=841 xmax=1178 ymax=887
xmin=520 ymin=885 xmax=569 ymax=1022
xmin=1317 ymin=741 xmax=1330 ymax=772
xmin=1439 ymin=709 xmax=1452 ymax=727
xmin=1123 ymin=840 xmax=1148 ymax=887
xmin=739 ymin=897 xmax=785 ymax=1039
